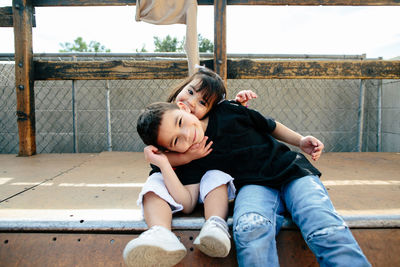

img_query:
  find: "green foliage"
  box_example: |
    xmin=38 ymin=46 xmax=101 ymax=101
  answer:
xmin=154 ymin=35 xmax=183 ymax=52
xmin=59 ymin=37 xmax=111 ymax=52
xmin=198 ymin=34 xmax=213 ymax=53
xmin=136 ymin=44 xmax=148 ymax=53
xmin=153 ymin=34 xmax=213 ymax=53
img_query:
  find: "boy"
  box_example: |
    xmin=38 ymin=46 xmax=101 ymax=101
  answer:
xmin=135 ymin=100 xmax=371 ymax=266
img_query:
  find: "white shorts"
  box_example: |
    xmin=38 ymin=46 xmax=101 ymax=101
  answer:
xmin=137 ymin=170 xmax=236 ymax=214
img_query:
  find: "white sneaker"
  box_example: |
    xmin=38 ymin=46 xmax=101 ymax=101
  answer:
xmin=193 ymin=216 xmax=231 ymax=258
xmin=123 ymin=226 xmax=187 ymax=267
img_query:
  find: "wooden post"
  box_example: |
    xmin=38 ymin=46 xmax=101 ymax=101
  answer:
xmin=13 ymin=0 xmax=36 ymax=156
xmin=214 ymin=0 xmax=227 ymax=86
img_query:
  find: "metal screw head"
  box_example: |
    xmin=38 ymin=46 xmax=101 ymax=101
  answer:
xmin=18 ymin=85 xmax=24 ymax=90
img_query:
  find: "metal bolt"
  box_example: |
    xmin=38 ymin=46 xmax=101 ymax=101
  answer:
xmin=18 ymin=85 xmax=24 ymax=90
xmin=217 ymin=60 xmax=223 ymax=64
xmin=18 ymin=62 xmax=23 ymax=67
xmin=14 ymin=4 xmax=20 ymax=9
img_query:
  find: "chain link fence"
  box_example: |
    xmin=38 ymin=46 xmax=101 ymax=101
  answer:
xmin=0 ymin=54 xmax=392 ymax=154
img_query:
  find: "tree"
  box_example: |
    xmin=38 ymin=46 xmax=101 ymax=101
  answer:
xmin=153 ymin=34 xmax=213 ymax=53
xmin=198 ymin=34 xmax=213 ymax=53
xmin=136 ymin=44 xmax=148 ymax=53
xmin=154 ymin=35 xmax=183 ymax=52
xmin=59 ymin=37 xmax=111 ymax=52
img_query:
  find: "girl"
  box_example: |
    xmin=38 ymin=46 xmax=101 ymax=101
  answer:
xmin=123 ymin=67 xmax=257 ymax=267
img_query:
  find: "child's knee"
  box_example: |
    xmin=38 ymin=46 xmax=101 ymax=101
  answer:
xmin=234 ymin=212 xmax=273 ymax=242
xmin=306 ymin=225 xmax=347 ymax=243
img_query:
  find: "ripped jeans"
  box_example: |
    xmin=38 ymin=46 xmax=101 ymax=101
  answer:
xmin=233 ymin=175 xmax=371 ymax=267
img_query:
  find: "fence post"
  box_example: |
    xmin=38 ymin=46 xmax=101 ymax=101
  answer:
xmin=105 ymin=80 xmax=112 ymax=152
xmin=13 ymin=0 xmax=36 ymax=156
xmin=357 ymin=79 xmax=366 ymax=152
xmin=214 ymin=0 xmax=227 ymax=85
xmin=376 ymin=79 xmax=382 ymax=152
xmin=72 ymin=56 xmax=79 ymax=153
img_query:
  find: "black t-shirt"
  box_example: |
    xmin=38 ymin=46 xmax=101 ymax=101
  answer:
xmin=151 ymin=100 xmax=321 ymax=189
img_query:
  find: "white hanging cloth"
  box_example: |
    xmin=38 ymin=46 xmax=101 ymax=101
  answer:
xmin=135 ymin=0 xmax=200 ymax=75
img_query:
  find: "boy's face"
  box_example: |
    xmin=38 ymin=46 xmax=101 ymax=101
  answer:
xmin=175 ymin=78 xmax=211 ymax=119
xmin=157 ymin=107 xmax=205 ymax=153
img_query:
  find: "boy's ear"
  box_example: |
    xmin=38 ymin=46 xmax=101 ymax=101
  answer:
xmin=176 ymin=101 xmax=191 ymax=113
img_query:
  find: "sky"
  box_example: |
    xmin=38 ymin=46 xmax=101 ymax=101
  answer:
xmin=1 ymin=1 xmax=399 ymax=59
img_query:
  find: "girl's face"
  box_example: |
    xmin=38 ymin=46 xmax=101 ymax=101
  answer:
xmin=175 ymin=78 xmax=211 ymax=119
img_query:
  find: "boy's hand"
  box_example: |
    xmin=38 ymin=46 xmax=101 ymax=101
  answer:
xmin=235 ymin=90 xmax=258 ymax=107
xmin=299 ymin=136 xmax=324 ymax=161
xmin=185 ymin=136 xmax=213 ymax=161
xmin=144 ymin=145 xmax=169 ymax=167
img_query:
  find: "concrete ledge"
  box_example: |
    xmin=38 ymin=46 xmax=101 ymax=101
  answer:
xmin=1 ymin=214 xmax=400 ymax=232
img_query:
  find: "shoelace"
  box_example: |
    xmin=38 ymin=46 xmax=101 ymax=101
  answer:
xmin=207 ymin=219 xmax=231 ymax=238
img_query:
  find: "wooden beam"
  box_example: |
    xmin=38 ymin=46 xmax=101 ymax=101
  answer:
xmin=0 ymin=6 xmax=36 ymax=27
xmin=226 ymin=0 xmax=400 ymax=5
xmin=0 ymin=7 xmax=14 ymax=27
xmin=33 ymin=59 xmax=400 ymax=80
xmin=228 ymin=59 xmax=400 ymax=79
xmin=31 ymin=0 xmax=400 ymax=7
xmin=214 ymin=0 xmax=227 ymax=83
xmin=34 ymin=60 xmax=190 ymax=80
xmin=13 ymin=0 xmax=36 ymax=156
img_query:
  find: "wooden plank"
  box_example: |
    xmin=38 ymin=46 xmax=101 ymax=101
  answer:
xmin=228 ymin=59 xmax=400 ymax=79
xmin=1 ymin=229 xmax=399 ymax=266
xmin=0 ymin=7 xmax=14 ymax=27
xmin=214 ymin=0 xmax=227 ymax=84
xmin=13 ymin=0 xmax=36 ymax=156
xmin=31 ymin=0 xmax=400 ymax=7
xmin=33 ymin=60 xmax=191 ymax=80
xmin=0 ymin=6 xmax=36 ymax=27
xmin=226 ymin=0 xmax=400 ymax=5
xmin=34 ymin=59 xmax=400 ymax=80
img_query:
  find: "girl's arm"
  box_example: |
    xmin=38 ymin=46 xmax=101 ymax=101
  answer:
xmin=144 ymin=145 xmax=198 ymax=213
xmin=272 ymin=121 xmax=324 ymax=161
xmin=165 ymin=136 xmax=213 ymax=167
xmin=235 ymin=90 xmax=258 ymax=106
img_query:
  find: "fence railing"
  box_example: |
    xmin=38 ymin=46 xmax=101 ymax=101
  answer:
xmin=2 ymin=53 xmax=393 ymax=154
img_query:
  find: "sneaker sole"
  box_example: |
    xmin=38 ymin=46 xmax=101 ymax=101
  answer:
xmin=124 ymin=244 xmax=186 ymax=267
xmin=195 ymin=236 xmax=230 ymax=258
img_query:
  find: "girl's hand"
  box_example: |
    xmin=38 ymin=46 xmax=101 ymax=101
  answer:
xmin=185 ymin=136 xmax=213 ymax=161
xmin=144 ymin=145 xmax=169 ymax=167
xmin=299 ymin=136 xmax=324 ymax=161
xmin=235 ymin=90 xmax=258 ymax=107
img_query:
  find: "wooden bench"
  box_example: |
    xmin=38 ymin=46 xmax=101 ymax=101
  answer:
xmin=0 ymin=152 xmax=399 ymax=266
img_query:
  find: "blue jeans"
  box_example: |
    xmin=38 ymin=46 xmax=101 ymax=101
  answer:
xmin=233 ymin=175 xmax=371 ymax=267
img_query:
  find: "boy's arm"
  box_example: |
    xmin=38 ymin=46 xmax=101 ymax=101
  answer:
xmin=272 ymin=121 xmax=324 ymax=161
xmin=165 ymin=136 xmax=213 ymax=167
xmin=144 ymin=145 xmax=198 ymax=213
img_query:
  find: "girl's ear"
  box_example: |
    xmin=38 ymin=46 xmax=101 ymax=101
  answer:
xmin=177 ymin=101 xmax=190 ymax=113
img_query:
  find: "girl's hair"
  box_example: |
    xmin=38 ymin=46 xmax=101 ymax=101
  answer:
xmin=167 ymin=67 xmax=227 ymax=111
xmin=136 ymin=102 xmax=179 ymax=150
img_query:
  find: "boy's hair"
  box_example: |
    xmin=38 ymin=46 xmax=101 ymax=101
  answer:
xmin=167 ymin=67 xmax=227 ymax=112
xmin=136 ymin=102 xmax=179 ymax=150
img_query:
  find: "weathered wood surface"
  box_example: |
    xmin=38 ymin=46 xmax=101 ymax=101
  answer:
xmin=228 ymin=59 xmax=400 ymax=79
xmin=214 ymin=0 xmax=228 ymax=83
xmin=0 ymin=7 xmax=14 ymax=27
xmin=0 ymin=226 xmax=399 ymax=266
xmin=31 ymin=0 xmax=400 ymax=7
xmin=13 ymin=0 xmax=36 ymax=156
xmin=0 ymin=6 xmax=36 ymax=27
xmin=34 ymin=59 xmax=400 ymax=80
